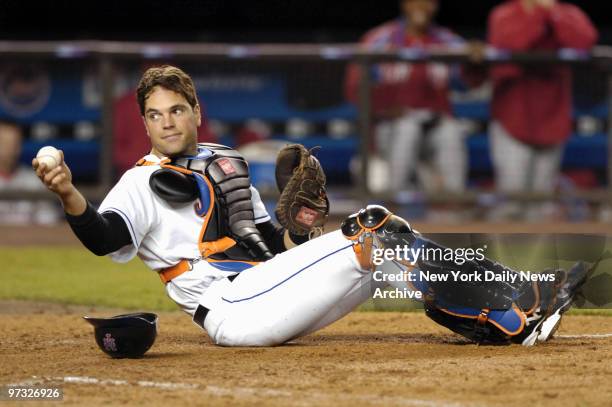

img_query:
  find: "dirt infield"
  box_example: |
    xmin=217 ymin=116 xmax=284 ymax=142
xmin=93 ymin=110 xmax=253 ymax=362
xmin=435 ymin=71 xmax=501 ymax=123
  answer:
xmin=1 ymin=301 xmax=611 ymax=407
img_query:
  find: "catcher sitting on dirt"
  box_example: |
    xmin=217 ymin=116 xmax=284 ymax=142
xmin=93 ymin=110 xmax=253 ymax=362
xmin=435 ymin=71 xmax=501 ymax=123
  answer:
xmin=32 ymin=65 xmax=587 ymax=347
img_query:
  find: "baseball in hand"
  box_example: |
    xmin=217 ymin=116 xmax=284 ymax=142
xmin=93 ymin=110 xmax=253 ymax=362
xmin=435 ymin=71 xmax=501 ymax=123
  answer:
xmin=36 ymin=146 xmax=61 ymax=170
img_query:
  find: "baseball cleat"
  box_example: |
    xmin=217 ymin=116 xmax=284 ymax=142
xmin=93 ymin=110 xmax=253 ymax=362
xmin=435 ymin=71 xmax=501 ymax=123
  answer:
xmin=518 ymin=263 xmax=589 ymax=346
xmin=520 ymin=311 xmax=554 ymax=346
xmin=536 ymin=262 xmax=590 ymax=342
xmin=536 ymin=309 xmax=563 ymax=343
xmin=510 ymin=269 xmax=561 ymax=346
xmin=516 ymin=279 xmax=559 ymax=346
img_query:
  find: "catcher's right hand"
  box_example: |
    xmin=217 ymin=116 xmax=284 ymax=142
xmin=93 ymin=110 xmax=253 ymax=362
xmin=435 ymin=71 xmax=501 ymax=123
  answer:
xmin=32 ymin=150 xmax=74 ymax=197
xmin=274 ymin=144 xmax=329 ymax=236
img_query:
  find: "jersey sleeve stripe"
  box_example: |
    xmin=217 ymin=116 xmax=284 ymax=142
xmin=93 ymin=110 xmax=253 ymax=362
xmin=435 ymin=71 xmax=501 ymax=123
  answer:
xmin=254 ymin=214 xmax=271 ymax=223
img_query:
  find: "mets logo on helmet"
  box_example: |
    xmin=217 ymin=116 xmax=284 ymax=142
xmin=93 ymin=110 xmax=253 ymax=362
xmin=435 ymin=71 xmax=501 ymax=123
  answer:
xmin=103 ymin=333 xmax=117 ymax=352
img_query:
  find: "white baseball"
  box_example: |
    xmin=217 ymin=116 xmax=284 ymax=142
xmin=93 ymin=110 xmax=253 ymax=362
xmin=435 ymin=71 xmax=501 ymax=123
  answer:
xmin=36 ymin=146 xmax=61 ymax=170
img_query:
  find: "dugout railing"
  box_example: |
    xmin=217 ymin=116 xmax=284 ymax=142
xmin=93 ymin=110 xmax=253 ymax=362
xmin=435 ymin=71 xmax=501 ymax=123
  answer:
xmin=0 ymin=41 xmax=611 ymax=212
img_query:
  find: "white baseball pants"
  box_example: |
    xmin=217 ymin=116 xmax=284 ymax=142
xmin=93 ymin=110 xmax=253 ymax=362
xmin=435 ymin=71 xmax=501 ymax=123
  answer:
xmin=380 ymin=113 xmax=467 ymax=192
xmin=490 ymin=121 xmax=563 ymax=193
xmin=196 ymin=230 xmax=381 ymax=346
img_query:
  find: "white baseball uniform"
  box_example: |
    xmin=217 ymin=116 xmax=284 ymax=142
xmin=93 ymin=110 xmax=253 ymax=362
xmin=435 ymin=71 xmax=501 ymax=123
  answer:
xmin=98 ymin=154 xmax=383 ymax=346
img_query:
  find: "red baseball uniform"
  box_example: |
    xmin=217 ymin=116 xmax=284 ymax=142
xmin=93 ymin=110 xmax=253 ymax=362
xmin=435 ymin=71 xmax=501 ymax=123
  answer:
xmin=488 ymin=0 xmax=598 ymax=146
xmin=344 ymin=19 xmax=468 ymax=117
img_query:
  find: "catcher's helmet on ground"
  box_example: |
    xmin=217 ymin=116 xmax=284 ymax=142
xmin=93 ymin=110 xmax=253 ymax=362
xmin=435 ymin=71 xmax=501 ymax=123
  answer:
xmin=83 ymin=312 xmax=158 ymax=358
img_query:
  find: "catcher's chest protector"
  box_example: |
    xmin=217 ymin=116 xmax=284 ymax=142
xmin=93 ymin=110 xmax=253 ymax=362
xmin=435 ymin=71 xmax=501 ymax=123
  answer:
xmin=172 ymin=143 xmax=273 ymax=261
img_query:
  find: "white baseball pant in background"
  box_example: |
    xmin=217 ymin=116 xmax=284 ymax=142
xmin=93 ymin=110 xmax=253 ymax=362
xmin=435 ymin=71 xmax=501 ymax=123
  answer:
xmin=380 ymin=112 xmax=467 ymax=192
xmin=490 ymin=121 xmax=563 ymax=193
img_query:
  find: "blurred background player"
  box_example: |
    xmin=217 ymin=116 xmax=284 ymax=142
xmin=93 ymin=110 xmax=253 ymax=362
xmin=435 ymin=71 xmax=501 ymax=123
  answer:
xmin=0 ymin=121 xmax=39 ymax=190
xmin=0 ymin=120 xmax=59 ymax=224
xmin=345 ymin=0 xmax=484 ymax=193
xmin=488 ymin=0 xmax=598 ymax=220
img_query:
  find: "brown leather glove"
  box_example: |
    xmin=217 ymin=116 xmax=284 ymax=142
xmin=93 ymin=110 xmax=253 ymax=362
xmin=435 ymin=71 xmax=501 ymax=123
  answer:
xmin=274 ymin=144 xmax=329 ymax=236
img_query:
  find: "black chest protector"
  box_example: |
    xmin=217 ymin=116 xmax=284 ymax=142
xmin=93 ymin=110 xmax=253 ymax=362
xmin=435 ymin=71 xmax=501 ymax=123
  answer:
xmin=150 ymin=143 xmax=273 ymax=262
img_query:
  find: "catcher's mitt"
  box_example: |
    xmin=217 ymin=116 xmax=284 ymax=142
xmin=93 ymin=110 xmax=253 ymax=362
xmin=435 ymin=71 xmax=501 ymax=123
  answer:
xmin=275 ymin=144 xmax=329 ymax=235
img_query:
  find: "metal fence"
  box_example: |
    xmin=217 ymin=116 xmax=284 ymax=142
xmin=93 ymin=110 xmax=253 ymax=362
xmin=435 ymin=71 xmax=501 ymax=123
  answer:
xmin=1 ymin=41 xmax=611 ymax=212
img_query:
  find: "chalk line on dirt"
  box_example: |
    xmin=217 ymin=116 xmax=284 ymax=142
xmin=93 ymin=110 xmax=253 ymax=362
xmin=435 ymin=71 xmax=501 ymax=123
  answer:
xmin=555 ymin=333 xmax=612 ymax=339
xmin=6 ymin=375 xmax=483 ymax=407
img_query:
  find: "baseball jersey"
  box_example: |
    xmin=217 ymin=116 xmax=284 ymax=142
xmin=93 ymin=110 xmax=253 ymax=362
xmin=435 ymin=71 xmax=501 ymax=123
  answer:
xmin=488 ymin=0 xmax=597 ymax=146
xmin=344 ymin=18 xmax=466 ymax=115
xmin=98 ymin=153 xmax=271 ymax=271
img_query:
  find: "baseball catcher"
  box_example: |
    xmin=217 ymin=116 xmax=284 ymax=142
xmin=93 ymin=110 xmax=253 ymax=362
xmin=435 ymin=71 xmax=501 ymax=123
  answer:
xmin=33 ymin=65 xmax=586 ymax=347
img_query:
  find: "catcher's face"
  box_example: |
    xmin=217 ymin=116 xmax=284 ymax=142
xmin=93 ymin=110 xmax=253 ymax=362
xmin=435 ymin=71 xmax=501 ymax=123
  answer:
xmin=142 ymin=86 xmax=201 ymax=158
xmin=401 ymin=0 xmax=438 ymax=31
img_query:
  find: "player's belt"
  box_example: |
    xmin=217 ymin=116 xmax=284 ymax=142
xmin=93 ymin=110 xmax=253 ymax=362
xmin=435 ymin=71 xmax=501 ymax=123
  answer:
xmin=192 ymin=275 xmax=237 ymax=330
xmin=158 ymin=237 xmax=240 ymax=284
xmin=199 ymin=236 xmax=236 ymax=258
xmin=158 ymin=259 xmax=192 ymax=284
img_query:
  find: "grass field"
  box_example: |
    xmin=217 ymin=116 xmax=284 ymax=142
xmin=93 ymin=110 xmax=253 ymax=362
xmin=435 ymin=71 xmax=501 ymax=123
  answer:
xmin=1 ymin=247 xmax=177 ymax=311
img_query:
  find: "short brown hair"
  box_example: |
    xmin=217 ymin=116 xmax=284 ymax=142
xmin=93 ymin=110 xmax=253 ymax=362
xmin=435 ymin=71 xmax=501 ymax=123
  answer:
xmin=136 ymin=65 xmax=198 ymax=115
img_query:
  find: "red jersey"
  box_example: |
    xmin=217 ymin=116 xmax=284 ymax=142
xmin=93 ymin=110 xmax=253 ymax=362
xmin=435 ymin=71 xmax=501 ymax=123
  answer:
xmin=488 ymin=0 xmax=597 ymax=146
xmin=345 ymin=19 xmax=466 ymax=116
